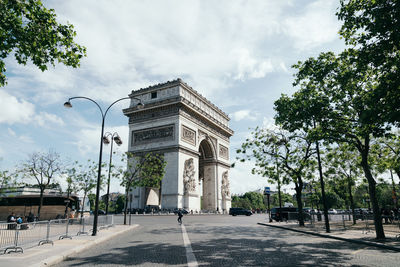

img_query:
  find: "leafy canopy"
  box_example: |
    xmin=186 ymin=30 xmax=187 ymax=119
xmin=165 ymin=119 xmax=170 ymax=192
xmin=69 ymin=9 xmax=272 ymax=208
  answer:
xmin=0 ymin=0 xmax=86 ymax=86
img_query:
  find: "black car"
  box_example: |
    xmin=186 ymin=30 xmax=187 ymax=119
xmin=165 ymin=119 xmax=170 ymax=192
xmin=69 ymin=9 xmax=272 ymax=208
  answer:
xmin=229 ymin=207 xmax=252 ymax=216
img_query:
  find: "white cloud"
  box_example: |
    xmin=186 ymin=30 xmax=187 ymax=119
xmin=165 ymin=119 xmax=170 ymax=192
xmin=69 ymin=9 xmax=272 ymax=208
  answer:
xmin=4 ymin=0 xmax=300 ymax=105
xmin=230 ymin=161 xmax=268 ymax=195
xmin=0 ymin=90 xmax=35 ymax=124
xmin=34 ymin=112 xmax=65 ymax=127
xmin=233 ymin=49 xmax=274 ymax=80
xmin=283 ymin=0 xmax=341 ymax=51
xmin=0 ymin=90 xmax=65 ymax=128
xmin=70 ymin=122 xmax=129 ymax=157
xmin=231 ymin=109 xmax=258 ymax=122
xmin=262 ymin=117 xmax=279 ymax=130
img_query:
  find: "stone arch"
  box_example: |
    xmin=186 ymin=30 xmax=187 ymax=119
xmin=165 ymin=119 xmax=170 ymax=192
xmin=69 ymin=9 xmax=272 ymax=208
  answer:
xmin=198 ymin=138 xmax=217 ymax=211
xmin=124 ymin=79 xmax=233 ymax=212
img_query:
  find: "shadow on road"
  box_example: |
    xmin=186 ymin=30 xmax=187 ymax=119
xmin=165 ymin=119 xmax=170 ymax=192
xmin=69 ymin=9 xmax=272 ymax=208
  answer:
xmin=60 ymin=222 xmax=378 ymax=266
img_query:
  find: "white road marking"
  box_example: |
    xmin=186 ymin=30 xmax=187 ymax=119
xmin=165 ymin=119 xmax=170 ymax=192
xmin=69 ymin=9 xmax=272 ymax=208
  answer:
xmin=181 ymin=223 xmax=198 ymax=267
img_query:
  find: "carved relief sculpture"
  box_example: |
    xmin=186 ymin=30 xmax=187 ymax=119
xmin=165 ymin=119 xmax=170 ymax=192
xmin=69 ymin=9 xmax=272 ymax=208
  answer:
xmin=133 ymin=125 xmax=174 ymax=145
xmin=219 ymin=144 xmax=229 ymax=160
xmin=221 ymin=171 xmax=230 ymax=198
xmin=183 ymin=158 xmax=196 ymax=194
xmin=181 ymin=125 xmax=196 ymax=146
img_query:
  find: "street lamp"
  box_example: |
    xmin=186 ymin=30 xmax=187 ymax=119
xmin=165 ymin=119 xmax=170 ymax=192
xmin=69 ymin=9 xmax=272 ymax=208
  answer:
xmin=103 ymin=132 xmax=122 ymax=215
xmin=64 ymin=96 xmax=143 ymax=236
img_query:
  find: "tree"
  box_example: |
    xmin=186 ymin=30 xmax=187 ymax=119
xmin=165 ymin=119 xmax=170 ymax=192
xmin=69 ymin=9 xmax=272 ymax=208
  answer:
xmin=235 ymin=127 xmax=290 ymax=213
xmin=231 ymin=195 xmax=252 ymax=210
xmin=0 ymin=170 xmax=15 ymax=193
xmin=113 ymin=194 xmax=125 ymax=214
xmin=65 ymin=160 xmax=102 ymax=217
xmin=270 ymin=192 xmax=293 ymax=208
xmin=325 ymin=144 xmax=362 ymax=224
xmin=371 ymin=134 xmax=400 ymax=209
xmin=237 ymin=128 xmax=315 ymax=226
xmin=0 ymin=0 xmax=86 ymax=86
xmin=116 ymin=152 xmax=166 ymax=225
xmin=337 ymin=0 xmax=400 ymax=125
xmin=17 ymin=150 xmax=62 ymax=219
xmin=274 ymin=51 xmax=389 ymax=239
xmin=242 ymin=192 xmax=266 ymax=210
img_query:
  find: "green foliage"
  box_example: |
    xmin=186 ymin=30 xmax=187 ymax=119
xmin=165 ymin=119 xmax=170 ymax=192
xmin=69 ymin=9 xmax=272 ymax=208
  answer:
xmin=319 ymin=191 xmax=344 ymax=210
xmin=64 ymin=159 xmax=105 ymax=214
xmin=231 ymin=195 xmax=253 ymax=210
xmin=270 ymin=193 xmax=293 ymax=207
xmin=0 ymin=170 xmax=11 ymax=188
xmin=117 ymin=152 xmax=166 ymax=190
xmin=337 ymin=0 xmax=400 ymax=125
xmin=0 ymin=0 xmax=86 ymax=86
xmin=236 ymin=128 xmax=315 ymax=225
xmin=242 ymin=192 xmax=266 ymax=210
xmin=114 ymin=194 xmax=125 ymax=213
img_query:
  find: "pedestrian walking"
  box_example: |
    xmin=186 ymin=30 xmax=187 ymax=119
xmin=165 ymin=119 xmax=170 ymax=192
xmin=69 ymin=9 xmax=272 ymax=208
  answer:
xmin=177 ymin=210 xmax=183 ymax=224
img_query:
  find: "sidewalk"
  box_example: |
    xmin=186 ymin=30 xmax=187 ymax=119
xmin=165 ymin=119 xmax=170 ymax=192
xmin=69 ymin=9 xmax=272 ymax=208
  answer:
xmin=258 ymin=220 xmax=400 ymax=252
xmin=0 ymin=224 xmax=138 ymax=267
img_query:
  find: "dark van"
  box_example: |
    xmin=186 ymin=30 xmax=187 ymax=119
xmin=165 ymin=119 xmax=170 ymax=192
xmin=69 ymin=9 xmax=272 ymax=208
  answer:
xmin=270 ymin=207 xmax=310 ymax=222
xmin=229 ymin=207 xmax=252 ymax=216
xmin=271 ymin=207 xmax=297 ymax=221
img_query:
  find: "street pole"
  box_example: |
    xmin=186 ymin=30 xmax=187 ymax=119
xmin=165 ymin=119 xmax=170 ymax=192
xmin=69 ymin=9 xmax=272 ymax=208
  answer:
xmin=104 ymin=132 xmax=122 ymax=215
xmin=64 ymin=96 xmax=142 ymax=236
xmin=267 ymin=193 xmax=271 ymax=222
xmin=105 ymin=135 xmax=114 ymax=215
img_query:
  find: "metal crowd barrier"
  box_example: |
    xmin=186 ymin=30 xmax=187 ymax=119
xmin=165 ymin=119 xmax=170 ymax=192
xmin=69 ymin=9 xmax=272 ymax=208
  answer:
xmin=0 ymin=215 xmax=114 ymax=254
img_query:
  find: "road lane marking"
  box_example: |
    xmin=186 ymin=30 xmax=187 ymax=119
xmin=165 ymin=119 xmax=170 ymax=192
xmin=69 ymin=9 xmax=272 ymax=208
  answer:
xmin=352 ymin=248 xmax=365 ymax=255
xmin=181 ymin=223 xmax=198 ymax=267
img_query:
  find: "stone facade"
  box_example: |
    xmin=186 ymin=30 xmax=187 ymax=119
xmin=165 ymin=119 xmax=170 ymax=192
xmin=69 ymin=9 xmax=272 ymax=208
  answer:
xmin=123 ymin=79 xmax=233 ymax=213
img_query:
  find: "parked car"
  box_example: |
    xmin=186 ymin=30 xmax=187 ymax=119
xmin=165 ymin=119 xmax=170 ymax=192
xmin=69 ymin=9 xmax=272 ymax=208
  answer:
xmin=229 ymin=207 xmax=252 ymax=216
xmin=328 ymin=209 xmax=338 ymax=214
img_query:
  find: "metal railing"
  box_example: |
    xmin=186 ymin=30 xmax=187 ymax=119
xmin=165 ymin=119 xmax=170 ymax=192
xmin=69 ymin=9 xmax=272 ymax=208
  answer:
xmin=0 ymin=215 xmax=114 ymax=254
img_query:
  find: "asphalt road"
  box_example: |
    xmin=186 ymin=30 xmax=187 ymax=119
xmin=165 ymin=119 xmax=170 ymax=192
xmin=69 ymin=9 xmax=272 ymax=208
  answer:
xmin=55 ymin=214 xmax=400 ymax=266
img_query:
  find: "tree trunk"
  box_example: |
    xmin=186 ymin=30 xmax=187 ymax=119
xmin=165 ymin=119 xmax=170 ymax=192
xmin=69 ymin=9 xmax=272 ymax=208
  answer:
xmin=360 ymin=146 xmax=385 ymax=239
xmin=347 ymin=176 xmax=356 ymax=225
xmin=390 ymin=170 xmax=398 ymax=209
xmin=38 ymin=187 xmax=44 ymax=220
xmin=294 ymin=181 xmax=304 ymax=227
xmin=315 ymin=141 xmax=330 ymax=233
xmin=123 ymin=187 xmax=129 ymax=225
xmin=278 ymin=177 xmax=282 ymax=210
xmin=81 ymin=193 xmax=87 ymax=219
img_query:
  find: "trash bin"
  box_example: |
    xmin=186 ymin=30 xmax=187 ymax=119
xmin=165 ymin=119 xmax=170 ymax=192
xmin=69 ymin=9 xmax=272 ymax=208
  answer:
xmin=317 ymin=212 xmax=322 ymax=221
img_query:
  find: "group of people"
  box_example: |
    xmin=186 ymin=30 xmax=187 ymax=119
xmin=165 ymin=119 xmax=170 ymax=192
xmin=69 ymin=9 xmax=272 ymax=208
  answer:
xmin=381 ymin=208 xmax=398 ymax=224
xmin=6 ymin=212 xmax=35 ymax=229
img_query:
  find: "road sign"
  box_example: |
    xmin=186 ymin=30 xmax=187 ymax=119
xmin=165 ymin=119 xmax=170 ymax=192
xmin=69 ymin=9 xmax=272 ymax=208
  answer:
xmin=264 ymin=187 xmax=271 ymax=195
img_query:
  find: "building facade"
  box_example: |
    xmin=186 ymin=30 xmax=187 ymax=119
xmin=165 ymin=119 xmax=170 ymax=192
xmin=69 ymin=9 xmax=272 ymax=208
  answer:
xmin=123 ymin=79 xmax=233 ymax=213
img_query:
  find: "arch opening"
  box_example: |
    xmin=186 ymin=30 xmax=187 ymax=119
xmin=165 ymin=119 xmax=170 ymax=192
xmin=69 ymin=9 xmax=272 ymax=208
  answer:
xmin=198 ymin=139 xmax=216 ymax=211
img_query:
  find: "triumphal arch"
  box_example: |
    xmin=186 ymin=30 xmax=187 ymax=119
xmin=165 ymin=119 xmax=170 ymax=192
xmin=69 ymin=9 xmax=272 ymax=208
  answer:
xmin=123 ymin=79 xmax=233 ymax=213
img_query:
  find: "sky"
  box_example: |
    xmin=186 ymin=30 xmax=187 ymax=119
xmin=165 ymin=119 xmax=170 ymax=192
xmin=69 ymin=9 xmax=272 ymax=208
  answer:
xmin=0 ymin=0 xmax=347 ymax=195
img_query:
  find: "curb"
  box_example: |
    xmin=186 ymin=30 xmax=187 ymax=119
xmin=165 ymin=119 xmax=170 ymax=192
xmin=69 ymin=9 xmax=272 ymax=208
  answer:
xmin=258 ymin=223 xmax=400 ymax=252
xmin=35 ymin=225 xmax=139 ymax=267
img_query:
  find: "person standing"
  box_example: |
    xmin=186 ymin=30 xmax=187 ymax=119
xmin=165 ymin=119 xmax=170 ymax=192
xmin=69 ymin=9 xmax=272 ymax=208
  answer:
xmin=177 ymin=210 xmax=183 ymax=224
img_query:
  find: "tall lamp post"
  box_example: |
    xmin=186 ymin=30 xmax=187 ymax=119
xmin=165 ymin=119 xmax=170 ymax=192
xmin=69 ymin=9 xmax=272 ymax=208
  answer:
xmin=64 ymin=96 xmax=143 ymax=236
xmin=103 ymin=132 xmax=123 ymax=215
